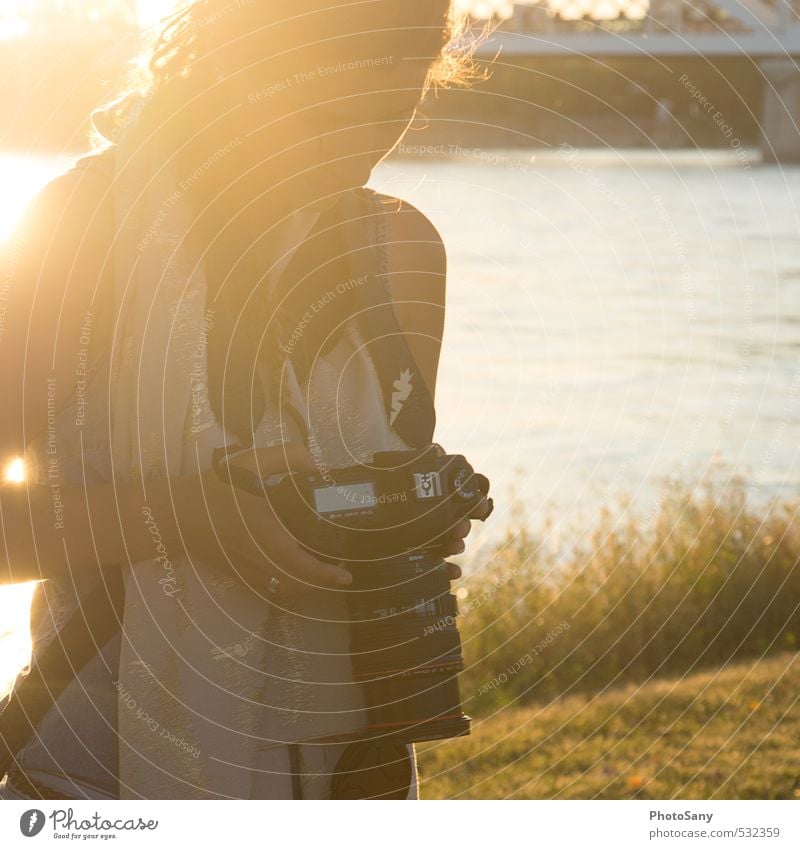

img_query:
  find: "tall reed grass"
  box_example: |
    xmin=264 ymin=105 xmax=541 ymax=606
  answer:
xmin=458 ymin=473 xmax=800 ymax=713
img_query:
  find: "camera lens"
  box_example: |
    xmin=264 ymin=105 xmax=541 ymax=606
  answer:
xmin=346 ymin=551 xmax=470 ymax=743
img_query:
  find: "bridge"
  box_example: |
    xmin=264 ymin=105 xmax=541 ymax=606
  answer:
xmin=474 ymin=0 xmax=800 ymax=160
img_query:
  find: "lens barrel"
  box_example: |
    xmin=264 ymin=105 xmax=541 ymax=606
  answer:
xmin=346 ymin=551 xmax=471 ymax=744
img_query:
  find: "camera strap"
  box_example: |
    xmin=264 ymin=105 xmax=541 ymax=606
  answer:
xmin=209 ymin=182 xmax=439 ymax=476
xmin=343 ymin=188 xmax=437 ymax=450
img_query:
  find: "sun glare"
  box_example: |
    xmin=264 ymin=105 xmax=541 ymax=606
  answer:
xmin=137 ymin=0 xmax=173 ymax=28
xmin=0 ymin=154 xmax=71 ymax=244
xmin=0 ymin=582 xmax=37 ymax=700
xmin=4 ymin=457 xmax=26 ymax=484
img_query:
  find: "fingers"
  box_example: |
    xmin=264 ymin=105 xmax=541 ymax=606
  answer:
xmin=452 ymin=519 xmax=471 ymax=540
xmin=280 ymin=544 xmax=353 ymax=588
xmin=470 ymin=497 xmax=492 ymax=521
xmin=440 ymin=517 xmax=470 ymax=556
xmin=433 ymin=515 xmax=468 ymax=558
xmin=443 ymin=537 xmax=466 ymax=557
xmin=235 ymin=543 xmax=352 ymax=593
xmin=198 ymin=473 xmax=351 ymax=591
xmin=277 ymin=443 xmax=318 ymax=475
xmin=256 ymin=525 xmax=353 ymax=589
xmin=447 ymin=562 xmax=462 ymax=580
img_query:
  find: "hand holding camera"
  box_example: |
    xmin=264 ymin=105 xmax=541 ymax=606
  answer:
xmin=192 ymin=443 xmax=354 ymax=593
xmin=215 ymin=443 xmax=494 ymax=744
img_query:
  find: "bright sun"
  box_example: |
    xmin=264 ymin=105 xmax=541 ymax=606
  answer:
xmin=136 ymin=0 xmax=173 ymax=28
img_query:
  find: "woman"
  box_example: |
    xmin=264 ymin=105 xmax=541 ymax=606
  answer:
xmin=0 ymin=1 xmax=485 ymax=799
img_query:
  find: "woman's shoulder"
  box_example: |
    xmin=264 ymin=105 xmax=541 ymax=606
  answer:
xmin=22 ymin=146 xmax=115 ymax=230
xmin=366 ymin=190 xmax=446 ymax=307
xmin=27 ymin=146 xmax=114 ymax=206
xmin=361 ymin=190 xmax=447 ymax=396
xmin=369 ymin=190 xmax=446 ymax=269
xmin=11 ymin=147 xmax=116 ymax=279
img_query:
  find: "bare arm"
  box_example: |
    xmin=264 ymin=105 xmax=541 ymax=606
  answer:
xmin=382 ymin=197 xmax=446 ymax=402
xmin=382 ymin=199 xmax=489 ymax=560
xmin=1 ymin=451 xmax=351 ymax=590
xmin=0 ymin=475 xmax=192 ymax=585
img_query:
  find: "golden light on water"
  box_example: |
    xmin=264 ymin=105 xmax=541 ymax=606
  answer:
xmin=0 ymin=583 xmax=37 ymax=700
xmin=0 ymin=155 xmax=72 ymax=243
xmin=0 ymin=455 xmax=32 ymax=698
xmin=0 ymin=153 xmax=39 ymax=698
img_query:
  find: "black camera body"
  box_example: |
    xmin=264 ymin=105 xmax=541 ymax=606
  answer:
xmin=221 ymin=445 xmax=492 ymax=745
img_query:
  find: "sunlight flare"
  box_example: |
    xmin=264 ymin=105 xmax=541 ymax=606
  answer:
xmin=136 ymin=0 xmax=173 ymax=28
xmin=4 ymin=457 xmax=26 ymax=484
xmin=0 ymin=582 xmax=37 ymax=700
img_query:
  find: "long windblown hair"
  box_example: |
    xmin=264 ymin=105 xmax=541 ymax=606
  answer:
xmin=97 ymin=1 xmax=481 ymax=445
xmin=95 ymin=1 xmax=479 ymax=151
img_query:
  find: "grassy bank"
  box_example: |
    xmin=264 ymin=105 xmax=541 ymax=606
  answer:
xmin=419 ymin=651 xmax=800 ymax=799
xmin=417 ymin=474 xmax=800 ymax=798
xmin=456 ymin=475 xmax=800 ymax=713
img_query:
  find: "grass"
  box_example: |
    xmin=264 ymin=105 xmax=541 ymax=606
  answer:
xmin=416 ymin=470 xmax=800 ymax=798
xmin=418 ymin=651 xmax=800 ymax=799
xmin=456 ymin=473 xmax=800 ymax=711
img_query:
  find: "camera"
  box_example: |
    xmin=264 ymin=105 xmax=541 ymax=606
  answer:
xmin=219 ymin=444 xmax=493 ymax=744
